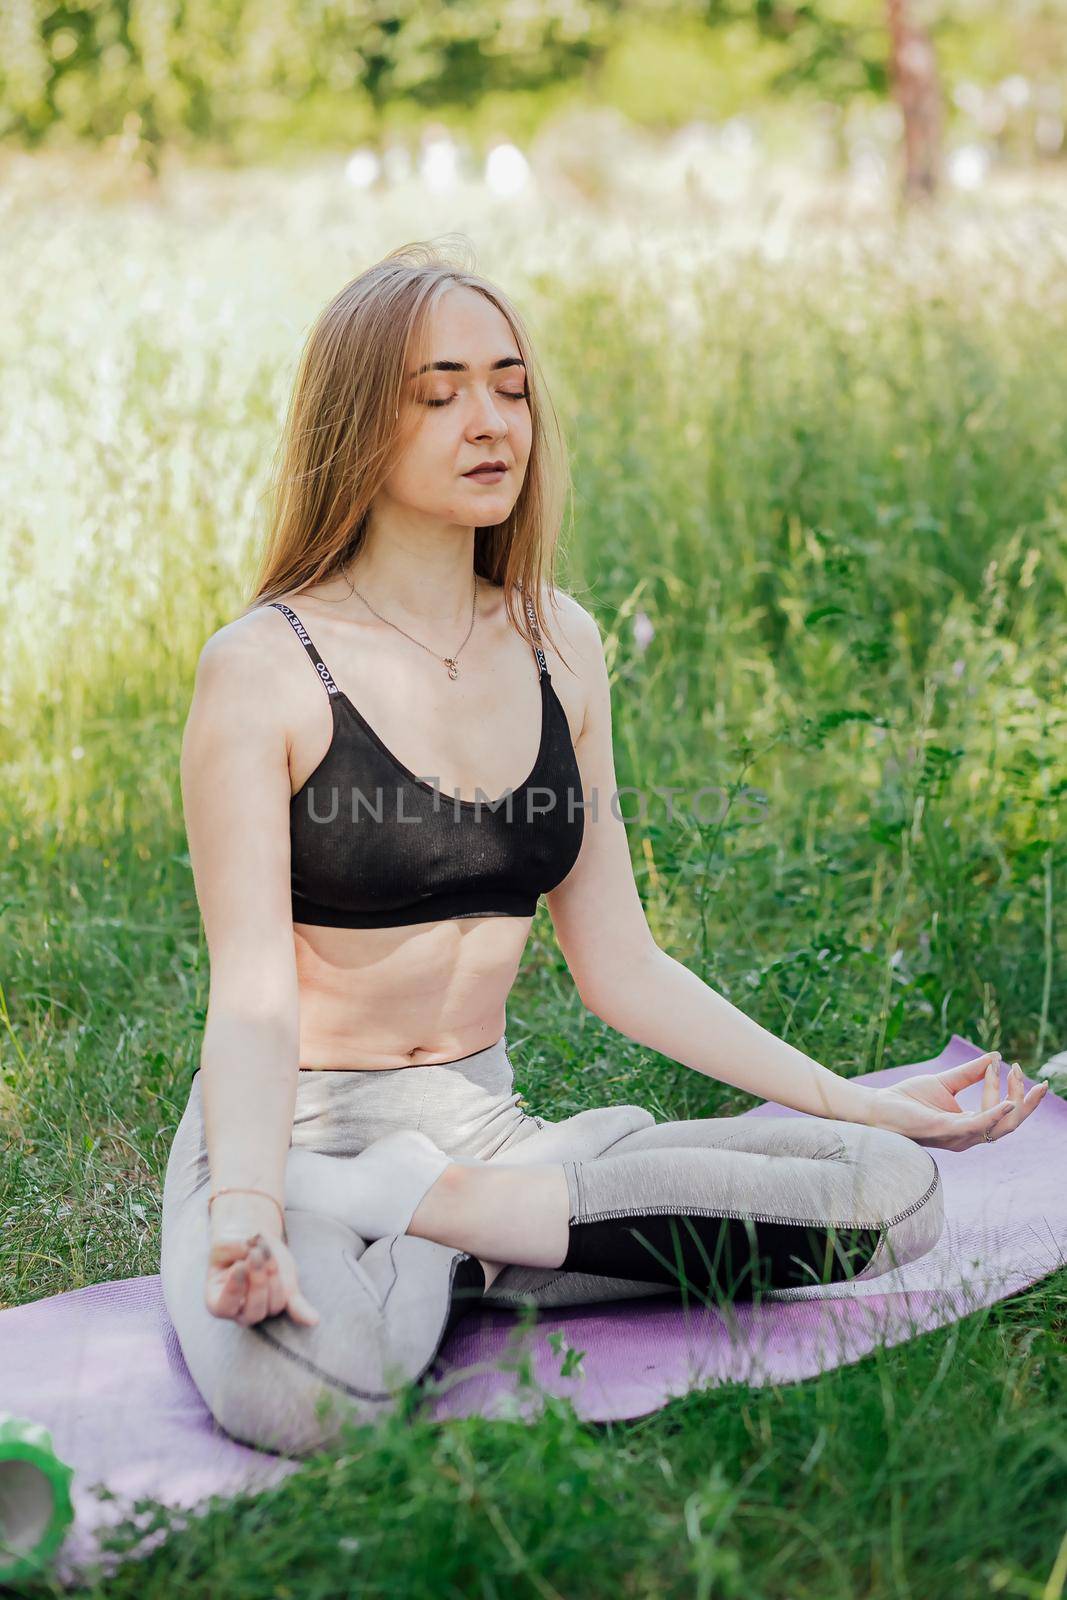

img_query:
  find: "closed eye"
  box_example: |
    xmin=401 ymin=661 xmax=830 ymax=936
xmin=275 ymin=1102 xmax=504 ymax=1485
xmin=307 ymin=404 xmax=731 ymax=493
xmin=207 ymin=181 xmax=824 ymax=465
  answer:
xmin=424 ymin=390 xmax=529 ymax=407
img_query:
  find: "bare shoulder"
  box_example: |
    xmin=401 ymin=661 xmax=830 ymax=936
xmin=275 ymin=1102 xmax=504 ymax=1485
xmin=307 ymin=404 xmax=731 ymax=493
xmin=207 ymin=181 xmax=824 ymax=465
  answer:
xmin=536 ymin=585 xmax=606 ymax=744
xmin=181 ymin=603 xmax=310 ymax=789
xmin=190 ymin=603 xmax=297 ymax=715
xmin=537 ymin=585 xmax=604 ymax=673
xmin=196 ymin=601 xmax=283 ymax=669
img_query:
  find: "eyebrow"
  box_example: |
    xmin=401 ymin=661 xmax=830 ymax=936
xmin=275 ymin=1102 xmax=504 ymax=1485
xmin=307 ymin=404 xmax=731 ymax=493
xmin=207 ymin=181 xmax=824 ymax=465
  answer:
xmin=409 ymin=357 xmax=526 ymax=377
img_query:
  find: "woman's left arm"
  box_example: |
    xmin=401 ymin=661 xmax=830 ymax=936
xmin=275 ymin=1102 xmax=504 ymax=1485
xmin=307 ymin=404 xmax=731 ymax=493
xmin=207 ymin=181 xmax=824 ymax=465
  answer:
xmin=576 ymin=943 xmax=885 ymax=1124
xmin=574 ymin=944 xmax=1047 ymax=1148
xmin=545 ymin=597 xmax=1048 ymax=1150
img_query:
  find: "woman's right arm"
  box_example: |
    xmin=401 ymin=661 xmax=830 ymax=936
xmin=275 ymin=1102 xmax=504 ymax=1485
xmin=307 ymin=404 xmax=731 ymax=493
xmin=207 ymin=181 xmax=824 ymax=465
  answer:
xmin=180 ymin=618 xmax=318 ymax=1327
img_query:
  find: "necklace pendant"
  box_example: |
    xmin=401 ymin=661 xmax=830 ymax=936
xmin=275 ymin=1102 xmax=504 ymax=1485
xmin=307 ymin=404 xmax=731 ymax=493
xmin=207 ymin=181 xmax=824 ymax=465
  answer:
xmin=444 ymin=658 xmax=459 ymax=680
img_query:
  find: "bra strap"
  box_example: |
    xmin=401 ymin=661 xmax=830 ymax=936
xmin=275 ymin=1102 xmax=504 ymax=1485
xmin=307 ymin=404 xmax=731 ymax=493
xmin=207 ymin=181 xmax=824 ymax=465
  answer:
xmin=524 ymin=592 xmax=549 ymax=678
xmin=269 ymin=601 xmax=341 ymax=699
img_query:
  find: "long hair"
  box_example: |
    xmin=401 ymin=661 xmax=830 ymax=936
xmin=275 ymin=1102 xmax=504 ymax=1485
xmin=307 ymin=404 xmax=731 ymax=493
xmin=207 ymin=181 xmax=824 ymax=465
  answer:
xmin=244 ymin=239 xmax=573 ymax=662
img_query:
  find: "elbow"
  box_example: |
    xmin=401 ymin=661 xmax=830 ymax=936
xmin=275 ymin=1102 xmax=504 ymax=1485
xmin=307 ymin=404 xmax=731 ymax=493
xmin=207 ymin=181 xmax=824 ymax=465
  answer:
xmin=201 ymin=1004 xmax=301 ymax=1066
xmin=576 ymin=943 xmax=663 ymax=1021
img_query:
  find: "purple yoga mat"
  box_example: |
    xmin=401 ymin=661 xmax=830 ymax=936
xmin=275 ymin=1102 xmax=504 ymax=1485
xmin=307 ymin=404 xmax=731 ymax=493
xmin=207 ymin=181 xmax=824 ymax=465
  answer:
xmin=2 ymin=1035 xmax=1064 ymax=1585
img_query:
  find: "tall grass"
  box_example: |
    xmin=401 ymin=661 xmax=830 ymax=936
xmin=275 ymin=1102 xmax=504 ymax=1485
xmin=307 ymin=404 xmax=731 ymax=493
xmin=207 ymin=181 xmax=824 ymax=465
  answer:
xmin=1 ymin=166 xmax=1064 ymax=1595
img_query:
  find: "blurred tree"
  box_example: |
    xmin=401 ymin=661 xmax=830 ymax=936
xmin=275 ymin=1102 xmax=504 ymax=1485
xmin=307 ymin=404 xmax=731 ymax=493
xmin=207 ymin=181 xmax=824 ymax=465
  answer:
xmin=886 ymin=0 xmax=943 ymax=198
xmin=0 ymin=0 xmax=1052 ymax=198
xmin=0 ymin=0 xmax=620 ymax=156
xmin=682 ymin=0 xmax=942 ymax=200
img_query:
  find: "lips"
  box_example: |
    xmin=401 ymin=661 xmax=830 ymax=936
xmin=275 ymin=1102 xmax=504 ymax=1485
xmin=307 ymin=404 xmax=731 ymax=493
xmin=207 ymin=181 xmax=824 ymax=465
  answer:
xmin=464 ymin=462 xmax=507 ymax=475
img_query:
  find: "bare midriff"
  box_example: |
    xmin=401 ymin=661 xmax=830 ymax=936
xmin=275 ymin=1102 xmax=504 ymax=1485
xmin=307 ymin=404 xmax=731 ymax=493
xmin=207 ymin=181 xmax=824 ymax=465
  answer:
xmin=292 ymin=914 xmax=534 ymax=1070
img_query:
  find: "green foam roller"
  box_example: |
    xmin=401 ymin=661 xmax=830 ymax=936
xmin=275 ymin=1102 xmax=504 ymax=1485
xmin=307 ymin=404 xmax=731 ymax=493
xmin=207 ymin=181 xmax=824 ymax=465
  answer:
xmin=0 ymin=1413 xmax=75 ymax=1583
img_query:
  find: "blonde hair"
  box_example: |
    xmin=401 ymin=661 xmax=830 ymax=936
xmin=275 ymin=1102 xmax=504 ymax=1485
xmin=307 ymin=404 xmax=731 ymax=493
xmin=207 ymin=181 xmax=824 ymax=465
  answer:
xmin=245 ymin=239 xmax=573 ymax=662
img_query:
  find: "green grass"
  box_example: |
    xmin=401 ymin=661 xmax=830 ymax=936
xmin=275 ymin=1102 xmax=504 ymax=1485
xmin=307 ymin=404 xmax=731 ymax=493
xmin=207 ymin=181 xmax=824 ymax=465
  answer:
xmin=1 ymin=159 xmax=1065 ymax=1595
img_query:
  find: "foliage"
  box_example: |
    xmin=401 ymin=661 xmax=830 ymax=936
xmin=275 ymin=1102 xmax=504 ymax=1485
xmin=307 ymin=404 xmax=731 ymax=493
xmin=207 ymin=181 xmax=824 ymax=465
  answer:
xmin=1 ymin=0 xmax=1064 ymax=160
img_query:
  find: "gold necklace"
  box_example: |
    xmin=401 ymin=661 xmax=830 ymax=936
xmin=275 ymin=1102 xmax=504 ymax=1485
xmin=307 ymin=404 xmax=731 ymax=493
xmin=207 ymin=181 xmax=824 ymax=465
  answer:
xmin=346 ymin=570 xmax=478 ymax=681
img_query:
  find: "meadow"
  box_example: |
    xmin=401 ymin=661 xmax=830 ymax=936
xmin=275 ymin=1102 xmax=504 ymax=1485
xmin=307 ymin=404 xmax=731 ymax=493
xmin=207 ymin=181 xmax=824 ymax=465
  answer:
xmin=1 ymin=156 xmax=1065 ymax=1595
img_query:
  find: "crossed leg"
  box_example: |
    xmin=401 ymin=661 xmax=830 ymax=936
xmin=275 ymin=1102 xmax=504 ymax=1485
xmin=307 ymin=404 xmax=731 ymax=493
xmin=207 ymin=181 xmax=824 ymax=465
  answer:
xmin=444 ymin=1107 xmax=944 ymax=1309
xmin=163 ymin=1104 xmax=944 ymax=1455
xmin=285 ymin=1101 xmax=946 ymax=1310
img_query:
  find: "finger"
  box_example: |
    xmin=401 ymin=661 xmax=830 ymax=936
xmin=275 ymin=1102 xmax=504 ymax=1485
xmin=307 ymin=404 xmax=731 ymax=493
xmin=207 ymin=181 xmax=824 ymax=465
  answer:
xmin=234 ymin=1249 xmax=268 ymax=1325
xmin=998 ymin=1080 xmax=1050 ymax=1132
xmin=1008 ymin=1063 xmax=1050 ymax=1108
xmin=228 ymin=1257 xmax=251 ymax=1307
xmin=236 ymin=1241 xmax=273 ymax=1326
xmin=940 ymin=1052 xmax=1002 ymax=1096
xmin=992 ymin=1066 xmax=1037 ymax=1131
xmin=266 ymin=1265 xmax=288 ymax=1320
xmin=286 ymin=1288 xmax=321 ymax=1327
xmin=238 ymin=1278 xmax=270 ymax=1327
xmin=939 ymin=1101 xmax=1011 ymax=1150
xmin=250 ymin=1241 xmax=286 ymax=1320
xmin=210 ymin=1236 xmax=254 ymax=1270
xmin=980 ymin=1058 xmax=1003 ymax=1113
xmin=969 ymin=1099 xmax=1015 ymax=1139
xmin=208 ymin=1256 xmax=250 ymax=1320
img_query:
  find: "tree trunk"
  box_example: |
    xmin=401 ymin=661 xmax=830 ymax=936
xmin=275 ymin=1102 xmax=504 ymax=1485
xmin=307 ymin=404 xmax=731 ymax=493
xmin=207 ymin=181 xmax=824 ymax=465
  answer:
xmin=886 ymin=0 xmax=943 ymax=202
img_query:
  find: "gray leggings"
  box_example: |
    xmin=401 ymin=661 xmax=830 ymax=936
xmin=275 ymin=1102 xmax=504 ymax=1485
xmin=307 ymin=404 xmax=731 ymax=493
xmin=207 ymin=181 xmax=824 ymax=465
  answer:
xmin=160 ymin=1034 xmax=944 ymax=1456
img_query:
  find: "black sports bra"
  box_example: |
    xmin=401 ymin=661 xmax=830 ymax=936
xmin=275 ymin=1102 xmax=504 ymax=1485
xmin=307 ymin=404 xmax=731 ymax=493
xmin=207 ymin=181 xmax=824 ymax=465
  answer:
xmin=268 ymin=596 xmax=586 ymax=928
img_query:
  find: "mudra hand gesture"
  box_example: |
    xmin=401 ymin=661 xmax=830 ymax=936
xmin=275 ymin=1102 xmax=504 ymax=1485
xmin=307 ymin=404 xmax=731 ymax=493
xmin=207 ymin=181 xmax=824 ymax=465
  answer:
xmin=870 ymin=1050 xmax=1049 ymax=1150
xmin=205 ymin=1193 xmax=320 ymax=1328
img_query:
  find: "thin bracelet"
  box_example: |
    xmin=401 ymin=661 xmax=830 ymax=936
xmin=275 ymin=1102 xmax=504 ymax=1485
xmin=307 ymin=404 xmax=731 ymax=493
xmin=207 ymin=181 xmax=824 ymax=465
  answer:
xmin=208 ymin=1185 xmax=287 ymax=1241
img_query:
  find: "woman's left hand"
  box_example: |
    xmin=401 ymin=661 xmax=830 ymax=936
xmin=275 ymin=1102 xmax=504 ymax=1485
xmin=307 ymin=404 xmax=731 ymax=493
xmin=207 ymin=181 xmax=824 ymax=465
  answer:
xmin=868 ymin=1051 xmax=1050 ymax=1150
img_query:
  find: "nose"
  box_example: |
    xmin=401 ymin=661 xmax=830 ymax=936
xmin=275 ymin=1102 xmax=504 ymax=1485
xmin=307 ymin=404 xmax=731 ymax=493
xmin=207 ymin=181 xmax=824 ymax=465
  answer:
xmin=467 ymin=385 xmax=509 ymax=438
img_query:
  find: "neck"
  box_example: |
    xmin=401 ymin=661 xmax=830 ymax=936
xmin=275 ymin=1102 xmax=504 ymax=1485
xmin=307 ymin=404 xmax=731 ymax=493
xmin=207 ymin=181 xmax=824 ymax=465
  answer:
xmin=346 ymin=510 xmax=481 ymax=626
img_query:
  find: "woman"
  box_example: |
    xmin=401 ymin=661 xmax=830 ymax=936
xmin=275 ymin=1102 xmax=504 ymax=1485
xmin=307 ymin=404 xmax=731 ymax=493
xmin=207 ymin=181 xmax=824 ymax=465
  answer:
xmin=161 ymin=242 xmax=1046 ymax=1457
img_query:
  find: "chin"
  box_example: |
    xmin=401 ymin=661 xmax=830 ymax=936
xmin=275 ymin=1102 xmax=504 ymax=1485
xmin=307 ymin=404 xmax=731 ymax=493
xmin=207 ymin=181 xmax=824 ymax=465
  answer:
xmin=464 ymin=490 xmax=515 ymax=512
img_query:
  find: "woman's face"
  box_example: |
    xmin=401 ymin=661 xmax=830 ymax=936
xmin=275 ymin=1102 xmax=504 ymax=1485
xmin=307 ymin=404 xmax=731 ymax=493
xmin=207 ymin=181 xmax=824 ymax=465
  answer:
xmin=383 ymin=285 xmax=533 ymax=529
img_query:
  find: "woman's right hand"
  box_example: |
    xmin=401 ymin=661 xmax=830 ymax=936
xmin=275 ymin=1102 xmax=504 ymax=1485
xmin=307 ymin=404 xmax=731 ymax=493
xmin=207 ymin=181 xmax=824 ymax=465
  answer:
xmin=205 ymin=1196 xmax=320 ymax=1328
